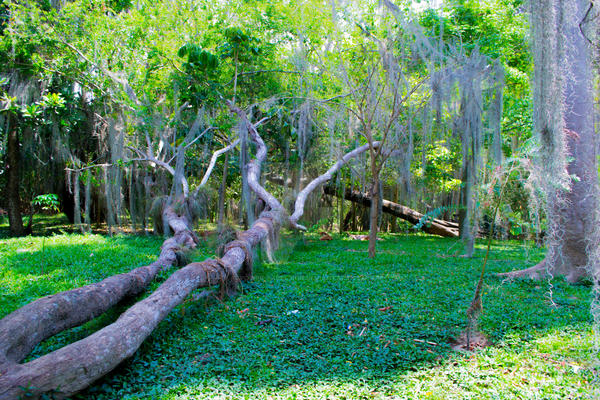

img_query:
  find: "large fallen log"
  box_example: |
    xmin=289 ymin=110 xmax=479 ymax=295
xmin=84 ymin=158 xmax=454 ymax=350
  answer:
xmin=0 ymin=206 xmax=196 ymax=369
xmin=0 ymin=105 xmax=384 ymax=399
xmin=322 ymin=185 xmax=459 ymax=237
xmin=0 ymin=205 xmax=200 ymax=399
xmin=0 ymin=210 xmax=276 ymax=399
xmin=0 ymin=105 xmax=284 ymax=399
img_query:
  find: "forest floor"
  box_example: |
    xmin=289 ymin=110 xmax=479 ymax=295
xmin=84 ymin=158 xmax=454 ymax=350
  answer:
xmin=0 ymin=223 xmax=596 ymax=399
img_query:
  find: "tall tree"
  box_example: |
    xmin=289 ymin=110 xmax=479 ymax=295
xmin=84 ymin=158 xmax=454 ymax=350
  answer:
xmin=500 ymin=0 xmax=599 ymax=283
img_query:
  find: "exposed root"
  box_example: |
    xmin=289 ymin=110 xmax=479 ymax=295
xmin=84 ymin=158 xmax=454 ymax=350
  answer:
xmin=497 ymin=259 xmax=547 ymax=281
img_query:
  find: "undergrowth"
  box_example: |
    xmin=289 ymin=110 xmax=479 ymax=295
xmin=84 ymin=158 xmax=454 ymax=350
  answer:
xmin=0 ymin=233 xmax=594 ymax=399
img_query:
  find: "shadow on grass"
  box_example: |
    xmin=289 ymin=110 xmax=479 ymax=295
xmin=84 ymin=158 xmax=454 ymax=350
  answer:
xmin=0 ymin=234 xmax=165 ymax=318
xmin=65 ymin=235 xmax=592 ymax=399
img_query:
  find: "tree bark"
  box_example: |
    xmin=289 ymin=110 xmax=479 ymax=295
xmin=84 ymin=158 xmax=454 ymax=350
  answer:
xmin=73 ymin=170 xmax=83 ymax=232
xmin=0 ymin=212 xmax=274 ymax=400
xmin=368 ymin=164 xmax=379 ymax=258
xmin=548 ymin=0 xmax=597 ymax=282
xmin=289 ymin=142 xmax=379 ymax=229
xmin=0 ymin=204 xmax=196 ymax=362
xmin=217 ymin=151 xmax=229 ymax=226
xmin=499 ymin=0 xmax=598 ymax=282
xmin=6 ymin=114 xmax=24 ymax=237
xmin=84 ymin=170 xmax=92 ymax=233
xmin=323 ymin=185 xmax=459 ymax=237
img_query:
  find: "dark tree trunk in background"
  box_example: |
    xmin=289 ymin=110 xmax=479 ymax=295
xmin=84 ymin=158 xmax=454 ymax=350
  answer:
xmin=6 ymin=114 xmax=24 ymax=237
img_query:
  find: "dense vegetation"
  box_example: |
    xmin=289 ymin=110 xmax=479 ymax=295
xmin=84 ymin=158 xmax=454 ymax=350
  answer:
xmin=0 ymin=0 xmax=598 ymax=398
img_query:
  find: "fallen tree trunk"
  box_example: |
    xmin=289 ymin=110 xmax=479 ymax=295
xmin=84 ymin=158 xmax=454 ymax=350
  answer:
xmin=0 ymin=104 xmax=385 ymax=399
xmin=0 ymin=106 xmax=284 ymax=400
xmin=323 ymin=185 xmax=459 ymax=237
xmin=0 ymin=206 xmax=196 ymax=371
xmin=0 ymin=209 xmax=277 ymax=399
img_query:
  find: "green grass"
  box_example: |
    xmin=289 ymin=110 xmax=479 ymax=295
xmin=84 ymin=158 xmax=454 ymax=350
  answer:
xmin=1 ymin=232 xmax=596 ymax=399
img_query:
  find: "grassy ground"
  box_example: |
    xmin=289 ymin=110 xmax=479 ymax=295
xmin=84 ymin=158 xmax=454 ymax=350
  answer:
xmin=0 ymin=231 xmax=596 ymax=399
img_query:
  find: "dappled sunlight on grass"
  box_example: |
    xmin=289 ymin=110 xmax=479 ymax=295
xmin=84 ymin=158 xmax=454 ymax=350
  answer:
xmin=66 ymin=234 xmax=596 ymax=399
xmin=0 ymin=233 xmax=164 ymax=316
xmin=1 ymin=232 xmax=594 ymax=398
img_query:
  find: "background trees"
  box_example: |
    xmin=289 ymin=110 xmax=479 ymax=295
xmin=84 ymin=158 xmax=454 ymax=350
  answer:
xmin=1 ymin=0 xmax=599 ymax=397
xmin=0 ymin=0 xmax=589 ymax=271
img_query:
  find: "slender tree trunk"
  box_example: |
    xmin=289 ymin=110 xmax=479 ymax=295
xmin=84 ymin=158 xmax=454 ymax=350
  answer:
xmin=460 ymin=164 xmax=475 ymax=258
xmin=338 ymin=184 xmax=344 ymax=234
xmin=73 ymin=170 xmax=83 ymax=232
xmin=391 ymin=186 xmax=398 ymax=232
xmin=351 ymin=183 xmax=357 ymax=231
xmin=6 ymin=114 xmax=24 ymax=237
xmin=143 ymin=171 xmax=151 ymax=234
xmin=217 ymin=152 xmax=229 ymax=226
xmin=368 ymin=157 xmax=379 ymax=258
xmin=84 ymin=170 xmax=92 ymax=233
xmin=104 ymin=166 xmax=114 ymax=237
xmin=128 ymin=166 xmax=136 ymax=233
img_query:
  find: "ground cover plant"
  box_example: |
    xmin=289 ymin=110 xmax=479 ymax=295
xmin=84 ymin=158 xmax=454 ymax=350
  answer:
xmin=1 ymin=0 xmax=599 ymax=397
xmin=1 ymin=232 xmax=593 ymax=399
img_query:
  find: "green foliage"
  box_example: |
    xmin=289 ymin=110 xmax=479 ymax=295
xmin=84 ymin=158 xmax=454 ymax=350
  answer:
xmin=31 ymin=194 xmax=60 ymax=213
xmin=414 ymin=205 xmax=455 ymax=231
xmin=1 ymin=233 xmax=593 ymax=399
xmin=306 ymin=217 xmax=333 ymax=233
xmin=39 ymin=92 xmax=65 ymax=110
xmin=177 ymin=43 xmax=221 ymax=107
xmin=413 ymin=141 xmax=462 ymax=194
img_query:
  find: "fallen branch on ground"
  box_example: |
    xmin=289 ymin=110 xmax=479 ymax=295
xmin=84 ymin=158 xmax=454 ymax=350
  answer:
xmin=323 ymin=185 xmax=459 ymax=237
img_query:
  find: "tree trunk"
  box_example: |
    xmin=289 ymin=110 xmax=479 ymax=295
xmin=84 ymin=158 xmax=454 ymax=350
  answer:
xmin=391 ymin=186 xmax=398 ymax=232
xmin=368 ymin=170 xmax=379 ymax=258
xmin=217 ymin=152 xmax=229 ymax=226
xmin=0 ymin=104 xmax=385 ymax=398
xmin=128 ymin=166 xmax=137 ymax=233
xmin=6 ymin=114 xmax=24 ymax=237
xmin=499 ymin=0 xmax=598 ymax=282
xmin=323 ymin=185 xmax=459 ymax=237
xmin=73 ymin=170 xmax=83 ymax=233
xmin=84 ymin=170 xmax=92 ymax=233
xmin=104 ymin=166 xmax=115 ymax=236
xmin=549 ymin=0 xmax=597 ymax=282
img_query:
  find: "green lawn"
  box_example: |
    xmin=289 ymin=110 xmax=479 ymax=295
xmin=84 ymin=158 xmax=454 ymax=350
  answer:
xmin=0 ymin=232 xmax=596 ymax=399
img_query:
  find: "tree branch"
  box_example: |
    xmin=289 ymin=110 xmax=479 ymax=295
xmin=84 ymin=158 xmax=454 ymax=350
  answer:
xmin=196 ymin=139 xmax=240 ymax=189
xmin=289 ymin=141 xmax=381 ymax=230
xmin=228 ymin=102 xmax=285 ymax=212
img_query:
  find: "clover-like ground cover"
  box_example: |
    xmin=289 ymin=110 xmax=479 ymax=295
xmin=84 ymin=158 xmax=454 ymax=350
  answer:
xmin=0 ymin=232 xmax=594 ymax=399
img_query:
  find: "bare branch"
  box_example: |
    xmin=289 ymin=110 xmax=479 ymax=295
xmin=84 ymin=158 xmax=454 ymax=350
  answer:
xmin=127 ymin=145 xmax=190 ymax=198
xmin=184 ymin=127 xmax=215 ymax=150
xmin=289 ymin=141 xmax=381 ymax=230
xmin=196 ymin=139 xmax=240 ymax=189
